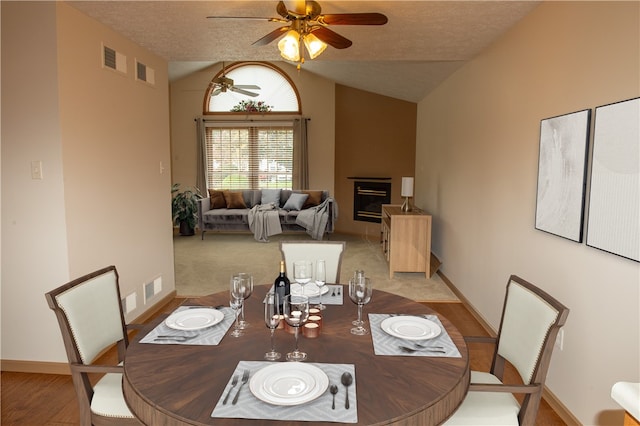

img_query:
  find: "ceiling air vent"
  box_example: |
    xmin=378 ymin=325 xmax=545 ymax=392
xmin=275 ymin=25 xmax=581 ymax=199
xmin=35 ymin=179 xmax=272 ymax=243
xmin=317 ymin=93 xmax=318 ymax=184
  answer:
xmin=136 ymin=60 xmax=155 ymax=85
xmin=102 ymin=44 xmax=127 ymax=74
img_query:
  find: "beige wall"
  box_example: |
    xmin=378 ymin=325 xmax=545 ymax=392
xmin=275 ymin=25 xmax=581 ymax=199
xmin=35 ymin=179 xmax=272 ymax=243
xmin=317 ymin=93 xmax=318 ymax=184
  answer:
xmin=1 ymin=2 xmax=175 ymax=363
xmin=170 ymin=61 xmax=336 ymax=195
xmin=1 ymin=1 xmax=70 ymax=363
xmin=335 ymin=85 xmax=417 ymax=238
xmin=416 ymin=2 xmax=639 ymax=424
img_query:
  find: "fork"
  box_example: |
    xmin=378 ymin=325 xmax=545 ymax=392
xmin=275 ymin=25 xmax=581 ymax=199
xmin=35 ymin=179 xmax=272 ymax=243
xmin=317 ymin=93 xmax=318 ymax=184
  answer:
xmin=222 ymin=375 xmax=239 ymax=405
xmin=232 ymin=369 xmax=250 ymax=405
xmin=399 ymin=346 xmax=446 ymax=354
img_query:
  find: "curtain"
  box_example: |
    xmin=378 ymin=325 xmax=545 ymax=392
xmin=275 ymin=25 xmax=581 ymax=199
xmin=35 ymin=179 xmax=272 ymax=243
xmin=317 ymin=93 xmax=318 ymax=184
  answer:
xmin=195 ymin=117 xmax=207 ymax=195
xmin=293 ymin=117 xmax=310 ymax=190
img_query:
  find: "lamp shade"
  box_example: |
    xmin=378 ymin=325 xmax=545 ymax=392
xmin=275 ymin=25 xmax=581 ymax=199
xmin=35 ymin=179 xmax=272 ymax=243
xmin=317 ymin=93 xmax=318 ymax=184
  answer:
xmin=303 ymin=33 xmax=327 ymax=59
xmin=278 ymin=30 xmax=301 ymax=62
xmin=401 ymin=177 xmax=414 ymax=197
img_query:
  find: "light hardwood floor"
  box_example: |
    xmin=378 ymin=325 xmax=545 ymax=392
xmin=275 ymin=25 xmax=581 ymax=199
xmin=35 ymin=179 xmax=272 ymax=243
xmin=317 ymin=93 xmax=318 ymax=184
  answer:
xmin=1 ymin=299 xmax=566 ymax=425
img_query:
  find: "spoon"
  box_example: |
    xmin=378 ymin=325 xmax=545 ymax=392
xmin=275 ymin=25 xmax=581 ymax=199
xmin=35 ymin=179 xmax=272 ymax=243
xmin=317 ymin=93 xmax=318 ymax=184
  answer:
xmin=329 ymin=384 xmax=338 ymax=409
xmin=341 ymin=372 xmax=353 ymax=409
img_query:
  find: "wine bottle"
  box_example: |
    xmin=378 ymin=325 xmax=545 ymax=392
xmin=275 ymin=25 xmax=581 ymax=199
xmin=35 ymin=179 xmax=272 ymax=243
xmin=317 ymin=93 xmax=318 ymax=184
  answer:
xmin=274 ymin=260 xmax=290 ymax=313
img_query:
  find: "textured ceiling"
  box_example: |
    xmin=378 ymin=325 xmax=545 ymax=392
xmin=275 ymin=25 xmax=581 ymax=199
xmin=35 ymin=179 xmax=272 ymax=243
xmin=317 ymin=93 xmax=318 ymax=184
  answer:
xmin=68 ymin=1 xmax=540 ymax=102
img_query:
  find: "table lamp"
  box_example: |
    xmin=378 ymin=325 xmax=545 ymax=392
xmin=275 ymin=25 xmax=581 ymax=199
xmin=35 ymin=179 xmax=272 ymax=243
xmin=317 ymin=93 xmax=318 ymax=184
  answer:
xmin=401 ymin=177 xmax=414 ymax=212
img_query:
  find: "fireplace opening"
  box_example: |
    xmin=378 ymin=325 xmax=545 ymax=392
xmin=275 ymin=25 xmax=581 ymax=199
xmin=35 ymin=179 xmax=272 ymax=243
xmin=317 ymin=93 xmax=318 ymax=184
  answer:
xmin=353 ymin=180 xmax=391 ymax=223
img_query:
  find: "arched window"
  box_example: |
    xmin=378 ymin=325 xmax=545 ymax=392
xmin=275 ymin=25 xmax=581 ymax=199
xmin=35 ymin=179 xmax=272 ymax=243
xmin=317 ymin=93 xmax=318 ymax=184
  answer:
xmin=198 ymin=62 xmax=307 ymax=192
xmin=204 ymin=62 xmax=300 ymax=114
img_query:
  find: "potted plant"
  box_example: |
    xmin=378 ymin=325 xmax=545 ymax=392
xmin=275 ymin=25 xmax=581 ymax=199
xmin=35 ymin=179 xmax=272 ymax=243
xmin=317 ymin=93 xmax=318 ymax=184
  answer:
xmin=171 ymin=183 xmax=202 ymax=236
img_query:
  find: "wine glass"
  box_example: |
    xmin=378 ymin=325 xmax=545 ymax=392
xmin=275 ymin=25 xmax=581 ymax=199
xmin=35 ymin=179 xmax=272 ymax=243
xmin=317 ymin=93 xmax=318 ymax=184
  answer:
xmin=229 ymin=296 xmax=244 ymax=337
xmin=283 ymin=294 xmax=309 ymax=361
xmin=294 ymin=260 xmax=313 ymax=291
xmin=314 ymin=260 xmax=327 ymax=310
xmin=351 ymin=271 xmax=366 ymax=326
xmin=264 ymin=292 xmax=281 ymax=360
xmin=231 ymin=273 xmax=253 ymax=329
xmin=349 ymin=277 xmax=373 ymax=335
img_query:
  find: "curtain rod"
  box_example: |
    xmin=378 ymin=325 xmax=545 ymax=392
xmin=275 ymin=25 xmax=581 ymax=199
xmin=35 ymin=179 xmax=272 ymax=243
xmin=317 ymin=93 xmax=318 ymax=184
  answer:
xmin=194 ymin=116 xmax=309 ymax=122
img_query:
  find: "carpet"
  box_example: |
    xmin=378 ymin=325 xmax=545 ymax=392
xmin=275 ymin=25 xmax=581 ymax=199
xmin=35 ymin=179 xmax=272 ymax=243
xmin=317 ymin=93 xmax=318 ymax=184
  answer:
xmin=173 ymin=232 xmax=459 ymax=302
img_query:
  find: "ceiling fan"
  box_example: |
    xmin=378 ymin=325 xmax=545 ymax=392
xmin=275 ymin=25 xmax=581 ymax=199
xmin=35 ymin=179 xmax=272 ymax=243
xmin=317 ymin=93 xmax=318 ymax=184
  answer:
xmin=207 ymin=1 xmax=388 ymax=63
xmin=209 ymin=63 xmax=261 ymax=97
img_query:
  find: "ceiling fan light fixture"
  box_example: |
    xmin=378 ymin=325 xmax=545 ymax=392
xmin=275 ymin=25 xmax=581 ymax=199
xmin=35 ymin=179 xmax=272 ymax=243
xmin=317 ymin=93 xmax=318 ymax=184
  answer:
xmin=303 ymin=32 xmax=327 ymax=59
xmin=278 ymin=29 xmax=301 ymax=62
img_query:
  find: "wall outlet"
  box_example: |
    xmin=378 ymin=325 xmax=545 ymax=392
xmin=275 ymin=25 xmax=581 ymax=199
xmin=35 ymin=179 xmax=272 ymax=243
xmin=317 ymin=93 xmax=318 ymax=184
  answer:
xmin=31 ymin=160 xmax=43 ymax=180
xmin=555 ymin=329 xmax=564 ymax=351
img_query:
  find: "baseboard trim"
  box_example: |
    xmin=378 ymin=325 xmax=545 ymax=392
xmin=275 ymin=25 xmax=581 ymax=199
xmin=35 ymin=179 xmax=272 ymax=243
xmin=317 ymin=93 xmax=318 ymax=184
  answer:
xmin=438 ymin=270 xmax=579 ymax=425
xmin=543 ymin=387 xmax=583 ymax=425
xmin=1 ymin=290 xmax=177 ymax=375
xmin=437 ymin=270 xmax=496 ymax=335
xmin=1 ymin=360 xmax=70 ymax=375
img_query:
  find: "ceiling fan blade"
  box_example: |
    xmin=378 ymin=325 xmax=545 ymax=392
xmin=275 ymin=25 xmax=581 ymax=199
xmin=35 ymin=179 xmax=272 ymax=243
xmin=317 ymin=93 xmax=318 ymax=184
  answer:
xmin=211 ymin=87 xmax=222 ymax=96
xmin=253 ymin=26 xmax=290 ymax=46
xmin=276 ymin=1 xmax=288 ymax=18
xmin=317 ymin=13 xmax=388 ymax=26
xmin=233 ymin=85 xmax=261 ymax=90
xmin=310 ymin=26 xmax=352 ymax=49
xmin=207 ymin=15 xmax=274 ymax=21
xmin=230 ymin=87 xmax=260 ymax=97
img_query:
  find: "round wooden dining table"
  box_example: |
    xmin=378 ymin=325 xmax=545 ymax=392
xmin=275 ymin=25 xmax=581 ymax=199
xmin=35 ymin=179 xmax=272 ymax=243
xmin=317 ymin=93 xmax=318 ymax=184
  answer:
xmin=123 ymin=285 xmax=469 ymax=425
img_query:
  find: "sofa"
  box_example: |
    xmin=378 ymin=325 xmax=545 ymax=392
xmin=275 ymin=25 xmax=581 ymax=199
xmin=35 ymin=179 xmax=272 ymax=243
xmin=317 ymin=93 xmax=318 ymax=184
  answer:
xmin=197 ymin=189 xmax=337 ymax=240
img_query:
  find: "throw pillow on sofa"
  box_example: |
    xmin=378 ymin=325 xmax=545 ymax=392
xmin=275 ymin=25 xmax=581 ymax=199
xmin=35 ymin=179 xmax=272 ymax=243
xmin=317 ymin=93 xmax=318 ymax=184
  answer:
xmin=282 ymin=193 xmax=308 ymax=211
xmin=261 ymin=188 xmax=281 ymax=206
xmin=223 ymin=191 xmax=247 ymax=209
xmin=208 ymin=189 xmax=226 ymax=209
xmin=302 ymin=190 xmax=323 ymax=209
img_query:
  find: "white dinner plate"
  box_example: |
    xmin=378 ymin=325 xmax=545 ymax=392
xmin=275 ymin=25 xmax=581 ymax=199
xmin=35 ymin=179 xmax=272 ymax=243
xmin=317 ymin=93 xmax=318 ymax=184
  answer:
xmin=290 ymin=283 xmax=330 ymax=297
xmin=380 ymin=316 xmax=441 ymax=341
xmin=249 ymin=363 xmax=329 ymax=406
xmin=164 ymin=308 xmax=224 ymax=331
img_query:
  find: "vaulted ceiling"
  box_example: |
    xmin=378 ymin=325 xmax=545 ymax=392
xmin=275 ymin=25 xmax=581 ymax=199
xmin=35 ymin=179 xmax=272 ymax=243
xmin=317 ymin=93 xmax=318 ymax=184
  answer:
xmin=68 ymin=1 xmax=540 ymax=102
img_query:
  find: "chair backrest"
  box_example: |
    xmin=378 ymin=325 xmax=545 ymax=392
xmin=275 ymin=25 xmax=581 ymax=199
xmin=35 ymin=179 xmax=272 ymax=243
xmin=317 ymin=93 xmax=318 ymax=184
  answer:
xmin=45 ymin=266 xmax=129 ymax=424
xmin=46 ymin=265 xmax=128 ymax=365
xmin=279 ymin=241 xmax=346 ymax=283
xmin=493 ymin=275 xmax=569 ymax=425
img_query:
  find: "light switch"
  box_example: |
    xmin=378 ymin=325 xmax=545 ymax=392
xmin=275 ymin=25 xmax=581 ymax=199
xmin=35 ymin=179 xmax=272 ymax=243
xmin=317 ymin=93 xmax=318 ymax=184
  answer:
xmin=31 ymin=161 xmax=43 ymax=180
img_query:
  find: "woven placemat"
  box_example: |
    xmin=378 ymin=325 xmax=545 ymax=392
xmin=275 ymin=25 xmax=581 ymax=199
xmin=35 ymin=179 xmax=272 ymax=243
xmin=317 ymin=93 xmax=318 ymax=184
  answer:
xmin=212 ymin=360 xmax=357 ymax=423
xmin=139 ymin=306 xmax=235 ymax=345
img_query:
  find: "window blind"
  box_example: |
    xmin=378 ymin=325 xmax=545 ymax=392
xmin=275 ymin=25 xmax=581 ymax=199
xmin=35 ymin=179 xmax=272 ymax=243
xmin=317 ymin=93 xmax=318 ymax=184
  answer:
xmin=205 ymin=121 xmax=293 ymax=190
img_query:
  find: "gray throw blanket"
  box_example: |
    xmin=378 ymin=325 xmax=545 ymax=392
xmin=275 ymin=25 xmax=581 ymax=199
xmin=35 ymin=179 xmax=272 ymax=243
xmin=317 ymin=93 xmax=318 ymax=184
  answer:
xmin=296 ymin=197 xmax=335 ymax=240
xmin=247 ymin=203 xmax=282 ymax=242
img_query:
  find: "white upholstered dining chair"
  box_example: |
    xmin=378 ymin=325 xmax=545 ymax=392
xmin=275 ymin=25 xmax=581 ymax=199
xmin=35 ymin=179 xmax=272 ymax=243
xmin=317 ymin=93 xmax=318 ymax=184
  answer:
xmin=45 ymin=265 xmax=141 ymax=426
xmin=279 ymin=240 xmax=346 ymax=284
xmin=443 ymin=275 xmax=569 ymax=426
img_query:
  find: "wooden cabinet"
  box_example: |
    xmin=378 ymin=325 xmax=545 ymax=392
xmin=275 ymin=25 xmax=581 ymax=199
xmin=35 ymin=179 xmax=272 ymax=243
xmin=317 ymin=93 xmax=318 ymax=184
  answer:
xmin=381 ymin=205 xmax=432 ymax=279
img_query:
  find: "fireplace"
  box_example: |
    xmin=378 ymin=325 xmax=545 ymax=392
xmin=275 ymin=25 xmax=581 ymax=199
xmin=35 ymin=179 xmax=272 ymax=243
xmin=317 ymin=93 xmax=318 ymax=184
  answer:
xmin=351 ymin=178 xmax=392 ymax=223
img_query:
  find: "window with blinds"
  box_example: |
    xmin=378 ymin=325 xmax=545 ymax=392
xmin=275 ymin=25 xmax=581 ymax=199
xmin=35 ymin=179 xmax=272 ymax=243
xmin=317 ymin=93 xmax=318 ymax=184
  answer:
xmin=205 ymin=122 xmax=293 ymax=190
